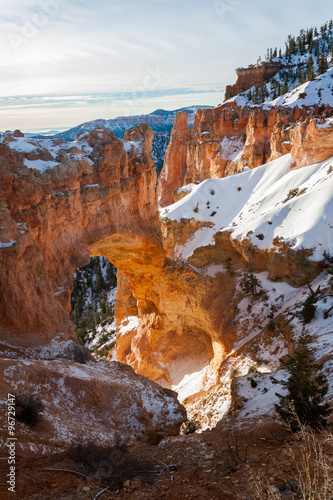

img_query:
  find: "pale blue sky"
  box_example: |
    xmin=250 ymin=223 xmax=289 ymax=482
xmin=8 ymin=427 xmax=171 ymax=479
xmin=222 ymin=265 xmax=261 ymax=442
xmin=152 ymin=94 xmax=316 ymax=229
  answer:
xmin=0 ymin=0 xmax=332 ymax=131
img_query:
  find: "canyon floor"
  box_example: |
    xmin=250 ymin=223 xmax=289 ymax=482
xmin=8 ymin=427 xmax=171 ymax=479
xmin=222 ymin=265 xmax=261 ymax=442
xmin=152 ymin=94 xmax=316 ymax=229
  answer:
xmin=1 ymin=421 xmax=332 ymax=500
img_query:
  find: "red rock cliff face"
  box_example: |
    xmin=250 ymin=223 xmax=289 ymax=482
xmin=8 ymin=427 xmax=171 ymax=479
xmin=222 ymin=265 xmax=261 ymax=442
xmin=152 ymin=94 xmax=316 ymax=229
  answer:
xmin=158 ymin=104 xmax=250 ymax=206
xmin=290 ymin=115 xmax=333 ymax=167
xmin=185 ymin=104 xmax=250 ymax=183
xmin=0 ymin=125 xmax=164 ymax=359
xmin=225 ymin=62 xmax=282 ymax=100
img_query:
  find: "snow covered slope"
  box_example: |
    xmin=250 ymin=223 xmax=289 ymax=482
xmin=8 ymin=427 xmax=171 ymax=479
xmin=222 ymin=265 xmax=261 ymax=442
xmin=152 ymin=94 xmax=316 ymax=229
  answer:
xmin=159 ymin=152 xmax=333 ymax=428
xmin=160 ymin=154 xmax=333 ymax=262
xmin=231 ymin=67 xmax=333 ymax=109
xmin=268 ymin=67 xmax=333 ymax=108
xmin=226 ymin=21 xmax=333 ymax=107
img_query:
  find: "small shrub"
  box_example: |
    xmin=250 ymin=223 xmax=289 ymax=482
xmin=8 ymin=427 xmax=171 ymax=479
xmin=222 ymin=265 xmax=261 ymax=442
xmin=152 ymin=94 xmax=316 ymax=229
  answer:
xmin=297 ymin=187 xmax=307 ymax=197
xmin=15 ymin=394 xmax=44 ymax=427
xmin=327 ymin=165 xmax=333 ymax=174
xmin=112 ymin=431 xmax=130 ymax=453
xmin=284 ymin=188 xmax=299 ymax=202
xmin=268 ymin=221 xmax=272 ymax=225
xmin=93 ymin=341 xmax=116 ymax=360
xmin=251 ymin=428 xmax=333 ymax=500
xmin=193 ymin=203 xmax=199 ymax=213
xmin=237 ymin=186 xmax=242 ymax=191
xmin=267 ymin=304 xmax=277 ymax=331
xmin=250 ymin=379 xmax=258 ymax=388
xmin=76 ymin=328 xmax=89 ymax=345
xmin=210 ymin=189 xmax=215 ymax=196
xmin=241 ymin=270 xmax=263 ymax=297
xmin=225 ymin=256 xmax=234 ymax=275
xmin=210 ymin=211 xmax=217 ymax=217
xmin=300 ymin=289 xmax=318 ymax=324
xmin=256 ymin=233 xmax=265 ymax=240
xmin=324 ymin=251 xmax=333 ymax=275
xmin=69 ymin=439 xmax=156 ymax=490
xmin=180 ymin=420 xmax=201 ymax=435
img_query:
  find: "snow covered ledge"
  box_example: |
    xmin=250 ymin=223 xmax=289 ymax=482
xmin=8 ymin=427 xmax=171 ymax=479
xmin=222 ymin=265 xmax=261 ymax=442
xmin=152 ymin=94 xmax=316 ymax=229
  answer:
xmin=157 ymin=153 xmax=333 ymax=429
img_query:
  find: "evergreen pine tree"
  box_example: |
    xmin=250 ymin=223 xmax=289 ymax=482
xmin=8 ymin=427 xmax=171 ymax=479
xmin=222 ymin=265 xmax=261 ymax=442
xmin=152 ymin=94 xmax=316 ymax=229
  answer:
xmin=318 ymin=53 xmax=328 ymax=74
xmin=241 ymin=264 xmax=263 ymax=296
xmin=271 ymin=332 xmax=331 ymax=431
xmin=307 ymin=55 xmax=315 ymax=80
xmin=300 ymin=288 xmax=318 ymax=324
xmin=281 ymin=82 xmax=288 ymax=95
xmin=315 ymin=41 xmax=320 ymax=59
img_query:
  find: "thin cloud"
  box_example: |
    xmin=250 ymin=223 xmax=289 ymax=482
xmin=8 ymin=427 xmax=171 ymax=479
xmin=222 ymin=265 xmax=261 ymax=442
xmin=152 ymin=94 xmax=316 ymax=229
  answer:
xmin=0 ymin=0 xmax=332 ymax=129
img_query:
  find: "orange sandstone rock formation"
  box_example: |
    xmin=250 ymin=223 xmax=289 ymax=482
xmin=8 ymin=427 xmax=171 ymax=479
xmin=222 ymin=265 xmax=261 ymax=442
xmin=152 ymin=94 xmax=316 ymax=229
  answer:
xmin=225 ymin=62 xmax=282 ymax=100
xmin=157 ymin=111 xmax=191 ymax=206
xmin=0 ymin=126 xmax=187 ymax=444
xmin=291 ymin=116 xmax=333 ymax=167
xmin=0 ymin=125 xmax=163 ymax=359
xmin=0 ymin=126 xmax=227 ymax=390
xmin=158 ymin=103 xmax=333 ymax=206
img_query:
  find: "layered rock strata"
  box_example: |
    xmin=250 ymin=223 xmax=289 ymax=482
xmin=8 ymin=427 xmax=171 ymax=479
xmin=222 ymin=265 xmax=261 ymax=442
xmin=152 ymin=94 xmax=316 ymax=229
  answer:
xmin=157 ymin=103 xmax=333 ymax=206
xmin=225 ymin=62 xmax=282 ymax=100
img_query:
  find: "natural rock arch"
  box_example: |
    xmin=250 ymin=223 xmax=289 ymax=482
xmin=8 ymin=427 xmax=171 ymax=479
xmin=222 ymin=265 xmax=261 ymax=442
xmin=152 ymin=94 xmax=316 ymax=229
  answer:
xmin=0 ymin=126 xmax=161 ymax=345
xmin=0 ymin=125 xmax=215 ymax=388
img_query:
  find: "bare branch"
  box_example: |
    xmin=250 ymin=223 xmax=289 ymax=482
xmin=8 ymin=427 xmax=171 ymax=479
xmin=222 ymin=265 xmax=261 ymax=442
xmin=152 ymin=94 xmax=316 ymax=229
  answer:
xmin=38 ymin=468 xmax=93 ymax=480
xmin=94 ymin=486 xmax=110 ymax=500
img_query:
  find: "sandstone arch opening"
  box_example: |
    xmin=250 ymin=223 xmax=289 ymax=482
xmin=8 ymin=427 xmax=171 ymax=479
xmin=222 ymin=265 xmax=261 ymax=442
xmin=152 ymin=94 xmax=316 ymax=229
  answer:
xmin=0 ymin=124 xmax=217 ymax=406
xmin=70 ymin=256 xmax=118 ymax=360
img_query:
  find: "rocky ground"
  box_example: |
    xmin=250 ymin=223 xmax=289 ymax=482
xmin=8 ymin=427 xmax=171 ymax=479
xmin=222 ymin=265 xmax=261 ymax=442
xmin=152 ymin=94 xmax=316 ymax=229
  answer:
xmin=1 ymin=421 xmax=332 ymax=500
